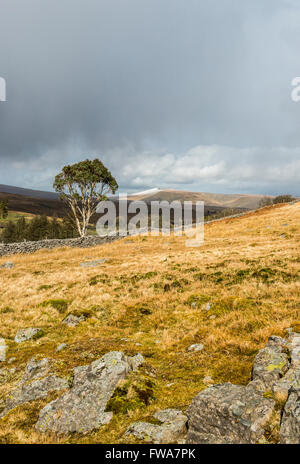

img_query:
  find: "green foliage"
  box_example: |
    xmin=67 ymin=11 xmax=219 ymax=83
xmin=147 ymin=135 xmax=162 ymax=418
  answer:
xmin=273 ymin=195 xmax=295 ymax=204
xmin=0 ymin=198 xmax=8 ymax=219
xmin=0 ymin=214 xmax=78 ymax=243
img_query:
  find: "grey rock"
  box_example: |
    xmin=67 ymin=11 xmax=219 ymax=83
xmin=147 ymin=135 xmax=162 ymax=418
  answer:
xmin=0 ymin=261 xmax=14 ymax=269
xmin=36 ymin=351 xmax=144 ymax=434
xmin=56 ymin=343 xmax=67 ymax=352
xmin=14 ymin=327 xmax=43 ymax=343
xmin=0 ymin=358 xmax=68 ymax=418
xmin=62 ymin=314 xmax=85 ymax=327
xmin=288 ymin=332 xmax=300 ymax=368
xmin=126 ymin=409 xmax=187 ymax=444
xmin=188 ymin=344 xmax=204 ymax=352
xmin=80 ymin=259 xmax=106 ymax=268
xmin=280 ymin=388 xmax=300 ymax=444
xmin=0 ymin=338 xmax=7 ymax=362
xmin=251 ymin=336 xmax=289 ymax=391
xmin=186 ymin=383 xmax=275 ymax=444
xmin=272 ymin=367 xmax=300 ymax=403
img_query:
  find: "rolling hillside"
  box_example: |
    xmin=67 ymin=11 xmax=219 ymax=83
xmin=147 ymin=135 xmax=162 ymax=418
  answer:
xmin=0 ymin=201 xmax=299 ymax=443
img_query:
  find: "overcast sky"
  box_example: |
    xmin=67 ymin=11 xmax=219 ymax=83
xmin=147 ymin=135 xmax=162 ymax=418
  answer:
xmin=1 ymin=0 xmax=300 ymax=194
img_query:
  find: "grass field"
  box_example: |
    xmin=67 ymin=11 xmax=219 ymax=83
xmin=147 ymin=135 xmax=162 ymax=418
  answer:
xmin=0 ymin=211 xmax=35 ymax=226
xmin=0 ymin=202 xmax=300 ymax=443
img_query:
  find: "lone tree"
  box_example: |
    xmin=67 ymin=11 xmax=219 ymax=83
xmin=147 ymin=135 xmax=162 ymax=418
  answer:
xmin=53 ymin=159 xmax=118 ymax=237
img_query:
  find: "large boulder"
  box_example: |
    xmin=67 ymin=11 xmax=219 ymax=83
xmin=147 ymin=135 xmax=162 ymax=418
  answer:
xmin=126 ymin=409 xmax=187 ymax=444
xmin=186 ymin=382 xmax=275 ymax=444
xmin=36 ymin=351 xmax=144 ymax=434
xmin=0 ymin=358 xmax=68 ymax=418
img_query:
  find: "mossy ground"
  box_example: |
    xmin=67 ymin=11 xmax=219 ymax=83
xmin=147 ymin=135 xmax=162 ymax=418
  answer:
xmin=0 ymin=202 xmax=300 ymax=443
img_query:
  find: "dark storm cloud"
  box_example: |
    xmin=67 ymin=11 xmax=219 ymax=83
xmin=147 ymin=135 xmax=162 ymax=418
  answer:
xmin=1 ymin=0 xmax=300 ymax=194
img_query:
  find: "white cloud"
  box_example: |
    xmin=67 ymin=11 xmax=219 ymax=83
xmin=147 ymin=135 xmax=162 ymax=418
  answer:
xmin=2 ymin=143 xmax=300 ymax=196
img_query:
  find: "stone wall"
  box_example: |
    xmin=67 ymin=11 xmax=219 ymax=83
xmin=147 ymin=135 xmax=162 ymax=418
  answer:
xmin=0 ymin=235 xmax=122 ymax=257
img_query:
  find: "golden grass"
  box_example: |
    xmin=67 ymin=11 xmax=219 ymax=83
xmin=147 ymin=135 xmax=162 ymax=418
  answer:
xmin=0 ymin=202 xmax=300 ymax=443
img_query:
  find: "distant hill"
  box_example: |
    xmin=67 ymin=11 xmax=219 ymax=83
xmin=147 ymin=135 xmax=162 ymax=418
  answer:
xmin=0 ymin=184 xmax=59 ymax=200
xmin=128 ymin=189 xmax=273 ymax=210
xmin=0 ymin=185 xmax=271 ymax=220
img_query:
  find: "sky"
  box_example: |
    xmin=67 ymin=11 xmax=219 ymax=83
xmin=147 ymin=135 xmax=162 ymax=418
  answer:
xmin=1 ymin=0 xmax=300 ymax=195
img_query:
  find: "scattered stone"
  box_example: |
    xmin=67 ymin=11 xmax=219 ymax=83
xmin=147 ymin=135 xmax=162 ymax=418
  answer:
xmin=56 ymin=343 xmax=67 ymax=352
xmin=188 ymin=344 xmax=204 ymax=352
xmin=0 ymin=261 xmax=14 ymax=269
xmin=0 ymin=358 xmax=68 ymax=418
xmin=205 ymin=303 xmax=211 ymax=311
xmin=80 ymin=259 xmax=107 ymax=268
xmin=62 ymin=314 xmax=85 ymax=327
xmin=126 ymin=409 xmax=187 ymax=444
xmin=14 ymin=328 xmax=44 ymax=343
xmin=36 ymin=351 xmax=144 ymax=434
xmin=0 ymin=338 xmax=7 ymax=362
xmin=7 ymin=357 xmax=16 ymax=364
xmin=191 ymin=302 xmax=197 ymax=309
xmin=186 ymin=382 xmax=275 ymax=444
xmin=280 ymin=388 xmax=300 ymax=444
xmin=280 ymin=234 xmax=286 ymax=239
xmin=209 ymin=315 xmax=216 ymax=320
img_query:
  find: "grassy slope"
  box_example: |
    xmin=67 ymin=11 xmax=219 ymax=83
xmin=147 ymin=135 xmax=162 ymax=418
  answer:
xmin=0 ymin=211 xmax=35 ymax=226
xmin=0 ymin=202 xmax=300 ymax=443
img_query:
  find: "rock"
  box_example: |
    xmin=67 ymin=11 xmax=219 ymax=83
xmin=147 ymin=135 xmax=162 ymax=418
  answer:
xmin=0 ymin=261 xmax=14 ymax=269
xmin=14 ymin=328 xmax=44 ymax=343
xmin=0 ymin=338 xmax=7 ymax=362
xmin=36 ymin=351 xmax=144 ymax=434
xmin=272 ymin=367 xmax=300 ymax=403
xmin=288 ymin=332 xmax=300 ymax=367
xmin=7 ymin=357 xmax=16 ymax=364
xmin=126 ymin=409 xmax=187 ymax=444
xmin=205 ymin=303 xmax=211 ymax=311
xmin=280 ymin=388 xmax=300 ymax=444
xmin=186 ymin=382 xmax=275 ymax=444
xmin=80 ymin=259 xmax=106 ymax=268
xmin=0 ymin=358 xmax=68 ymax=418
xmin=62 ymin=314 xmax=85 ymax=327
xmin=188 ymin=344 xmax=204 ymax=352
xmin=251 ymin=336 xmax=289 ymax=391
xmin=56 ymin=343 xmax=67 ymax=352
